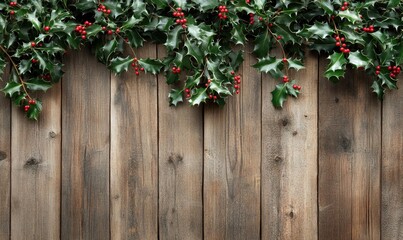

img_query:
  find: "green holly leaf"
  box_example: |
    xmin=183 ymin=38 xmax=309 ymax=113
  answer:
xmin=253 ymin=29 xmax=271 ymax=58
xmin=210 ymin=81 xmax=231 ymax=95
xmin=185 ymin=71 xmax=202 ymax=88
xmin=254 ymin=0 xmax=266 ymax=9
xmin=271 ymin=84 xmax=288 ymax=108
xmin=303 ymin=21 xmax=333 ymax=39
xmin=287 ymin=58 xmax=305 ymax=71
xmin=149 ymin=0 xmax=168 ymax=9
xmin=395 ymin=42 xmax=403 ymax=65
xmin=348 ymin=51 xmax=371 ymax=69
xmin=189 ymin=88 xmax=208 ymax=106
xmin=185 ymin=40 xmax=203 ymax=64
xmin=371 ymin=80 xmax=384 ymax=100
xmin=27 ymin=100 xmax=42 ymax=121
xmin=316 ymin=0 xmax=334 ymax=14
xmin=326 ymin=52 xmax=347 ymax=72
xmin=187 ymin=24 xmax=215 ymax=45
xmin=370 ymin=31 xmax=387 ymax=45
xmin=165 ymin=25 xmax=182 ymax=50
xmin=2 ymin=81 xmax=22 ymax=96
xmin=229 ymin=50 xmax=244 ymax=71
xmin=379 ymin=74 xmax=398 ymax=90
xmin=168 ymin=88 xmax=183 ymax=106
xmin=273 ymin=24 xmax=298 ymax=43
xmin=126 ymin=30 xmax=144 ymax=48
xmin=192 ymin=0 xmax=219 ymax=11
xmin=27 ymin=11 xmax=41 ymax=31
xmin=98 ymin=38 xmax=118 ymax=63
xmin=231 ymin=24 xmax=246 ymax=45
xmin=138 ymin=58 xmax=164 ymax=74
xmin=109 ymin=56 xmax=133 ymax=74
xmin=25 ymin=79 xmax=52 ymax=92
xmin=338 ymin=9 xmax=362 ymax=23
xmin=0 ymin=57 xmax=6 ymax=76
xmin=253 ymin=56 xmax=282 ymax=73
xmin=122 ymin=16 xmax=143 ymax=29
xmin=173 ymin=0 xmax=186 ymax=8
xmin=325 ymin=69 xmax=345 ymax=82
xmin=388 ymin=0 xmax=400 ymax=7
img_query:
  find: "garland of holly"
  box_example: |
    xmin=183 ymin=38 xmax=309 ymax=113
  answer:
xmin=0 ymin=0 xmax=402 ymax=120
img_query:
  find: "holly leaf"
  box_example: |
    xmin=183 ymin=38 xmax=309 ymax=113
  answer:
xmin=371 ymin=80 xmax=384 ymax=100
xmin=271 ymin=84 xmax=288 ymax=108
xmin=253 ymin=56 xmax=282 ymax=73
xmin=122 ymin=16 xmax=143 ymax=29
xmin=27 ymin=11 xmax=41 ymax=31
xmin=185 ymin=40 xmax=203 ymax=64
xmin=0 ymin=57 xmax=6 ymax=76
xmin=189 ymin=88 xmax=208 ymax=106
xmin=254 ymin=0 xmax=266 ymax=9
xmin=18 ymin=59 xmax=31 ymax=75
xmin=25 ymin=79 xmax=52 ymax=91
xmin=165 ymin=25 xmax=182 ymax=50
xmin=325 ymin=69 xmax=345 ymax=82
xmin=126 ymin=30 xmax=144 ymax=48
xmin=303 ymin=21 xmax=333 ymax=39
xmin=273 ymin=24 xmax=298 ymax=43
xmin=326 ymin=52 xmax=347 ymax=72
xmin=348 ymin=51 xmax=371 ymax=69
xmin=287 ymin=58 xmax=305 ymax=71
xmin=185 ymin=71 xmax=202 ymax=88
xmin=138 ymin=58 xmax=164 ymax=74
xmin=231 ymin=24 xmax=246 ymax=45
xmin=187 ymin=24 xmax=215 ymax=45
xmin=316 ymin=0 xmax=334 ymax=14
xmin=210 ymin=81 xmax=231 ymax=95
xmin=2 ymin=81 xmax=22 ymax=96
xmin=370 ymin=31 xmax=387 ymax=45
xmin=173 ymin=0 xmax=186 ymax=8
xmin=388 ymin=0 xmax=400 ymax=7
xmin=338 ymin=9 xmax=362 ymax=23
xmin=253 ymin=29 xmax=271 ymax=58
xmin=168 ymin=88 xmax=183 ymax=106
xmin=109 ymin=56 xmax=133 ymax=74
xmin=192 ymin=0 xmax=219 ymax=11
xmin=27 ymin=100 xmax=42 ymax=121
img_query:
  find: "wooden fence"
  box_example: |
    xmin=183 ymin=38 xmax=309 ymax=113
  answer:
xmin=0 ymin=44 xmax=402 ymax=240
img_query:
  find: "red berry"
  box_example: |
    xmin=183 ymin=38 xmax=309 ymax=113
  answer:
xmin=44 ymin=26 xmax=50 ymax=32
xmin=335 ymin=42 xmax=341 ymax=47
xmin=185 ymin=88 xmax=190 ymax=93
xmin=135 ymin=71 xmax=139 ymax=75
xmin=236 ymin=90 xmax=240 ymax=94
xmin=81 ymin=35 xmax=86 ymax=40
xmin=297 ymin=86 xmax=301 ymax=90
xmin=106 ymin=9 xmax=111 ymax=14
xmin=186 ymin=94 xmax=190 ymax=98
xmin=376 ymin=65 xmax=381 ymax=70
xmin=335 ymin=36 xmax=340 ymax=41
xmin=102 ymin=26 xmax=107 ymax=31
xmin=230 ymin=71 xmax=235 ymax=75
xmin=282 ymin=58 xmax=287 ymax=63
xmin=213 ymin=96 xmax=217 ymax=100
xmin=107 ymin=30 xmax=113 ymax=35
xmin=31 ymin=42 xmax=36 ymax=47
xmin=375 ymin=71 xmax=380 ymax=75
xmin=10 ymin=10 xmax=15 ymax=15
xmin=277 ymin=35 xmax=282 ymax=40
xmin=343 ymin=1 xmax=348 ymax=6
xmin=339 ymin=47 xmax=344 ymax=52
xmin=24 ymin=105 xmax=30 ymax=112
xmin=140 ymin=67 xmax=144 ymax=71
xmin=388 ymin=66 xmax=393 ymax=71
xmin=341 ymin=37 xmax=345 ymax=42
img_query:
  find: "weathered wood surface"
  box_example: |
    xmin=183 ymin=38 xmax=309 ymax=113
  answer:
xmin=382 ymin=87 xmax=403 ymax=240
xmin=11 ymin=82 xmax=61 ymax=240
xmin=0 ymin=46 xmax=401 ymax=240
xmin=61 ymin=49 xmax=110 ymax=240
xmin=0 ymin=68 xmax=11 ymax=239
xmin=261 ymin=50 xmax=318 ymax=239
xmin=318 ymin=60 xmax=381 ymax=240
xmin=204 ymin=44 xmax=261 ymax=239
xmin=158 ymin=46 xmax=204 ymax=240
xmin=110 ymin=44 xmax=158 ymax=240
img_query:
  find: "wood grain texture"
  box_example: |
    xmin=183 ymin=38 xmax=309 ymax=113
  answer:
xmin=204 ymin=44 xmax=261 ymax=239
xmin=11 ymin=83 xmax=61 ymax=240
xmin=110 ymin=44 xmax=158 ymax=240
xmin=0 ymin=68 xmax=11 ymax=239
xmin=318 ymin=59 xmax=381 ymax=240
xmin=261 ymin=50 xmax=318 ymax=239
xmin=157 ymin=46 xmax=203 ymax=240
xmin=61 ymin=50 xmax=110 ymax=240
xmin=382 ymin=86 xmax=403 ymax=240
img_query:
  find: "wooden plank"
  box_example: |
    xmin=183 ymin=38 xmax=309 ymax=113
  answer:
xmin=110 ymin=44 xmax=158 ymax=239
xmin=318 ymin=60 xmax=381 ymax=239
xmin=261 ymin=50 xmax=318 ymax=239
xmin=204 ymin=44 xmax=261 ymax=239
xmin=382 ymin=86 xmax=403 ymax=240
xmin=11 ymin=83 xmax=61 ymax=239
xmin=0 ymin=68 xmax=11 ymax=239
xmin=158 ymin=46 xmax=203 ymax=240
xmin=61 ymin=50 xmax=110 ymax=240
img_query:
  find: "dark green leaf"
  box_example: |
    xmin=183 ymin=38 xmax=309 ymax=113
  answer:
xmin=189 ymin=88 xmax=208 ymax=106
xmin=138 ymin=58 xmax=164 ymax=74
xmin=168 ymin=88 xmax=183 ymax=106
xmin=165 ymin=25 xmax=183 ymax=50
xmin=271 ymin=84 xmax=288 ymax=108
xmin=253 ymin=57 xmax=282 ymax=73
xmin=348 ymin=51 xmax=371 ymax=69
xmin=109 ymin=56 xmax=133 ymax=74
xmin=2 ymin=81 xmax=22 ymax=96
xmin=253 ymin=29 xmax=271 ymax=58
xmin=25 ymin=79 xmax=52 ymax=91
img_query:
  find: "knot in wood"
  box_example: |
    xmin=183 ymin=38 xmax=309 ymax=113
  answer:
xmin=0 ymin=151 xmax=7 ymax=161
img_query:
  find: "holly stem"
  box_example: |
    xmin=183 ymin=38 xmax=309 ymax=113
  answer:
xmin=115 ymin=32 xmax=137 ymax=58
xmin=267 ymin=24 xmax=289 ymax=76
xmin=0 ymin=45 xmax=32 ymax=100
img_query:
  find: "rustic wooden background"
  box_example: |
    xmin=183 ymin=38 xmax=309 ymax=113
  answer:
xmin=0 ymin=44 xmax=402 ymax=240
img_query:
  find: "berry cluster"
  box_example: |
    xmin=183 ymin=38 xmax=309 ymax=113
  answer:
xmin=387 ymin=65 xmax=401 ymax=79
xmin=232 ymin=72 xmax=241 ymax=94
xmin=362 ymin=25 xmax=375 ymax=33
xmin=334 ymin=35 xmax=350 ymax=54
xmin=173 ymin=8 xmax=187 ymax=29
xmin=208 ymin=94 xmax=218 ymax=100
xmin=24 ymin=99 xmax=36 ymax=112
xmin=97 ymin=4 xmax=111 ymax=15
xmin=9 ymin=1 xmax=17 ymax=14
xmin=101 ymin=26 xmax=114 ymax=35
xmin=41 ymin=74 xmax=51 ymax=81
xmin=205 ymin=79 xmax=211 ymax=88
xmin=131 ymin=58 xmax=144 ymax=76
xmin=218 ymin=5 xmax=228 ymax=20
xmin=340 ymin=1 xmax=349 ymax=11
xmin=75 ymin=21 xmax=92 ymax=40
xmin=249 ymin=13 xmax=255 ymax=25
xmin=185 ymin=88 xmax=191 ymax=98
xmin=172 ymin=66 xmax=181 ymax=74
xmin=282 ymin=75 xmax=289 ymax=83
xmin=293 ymin=84 xmax=302 ymax=91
